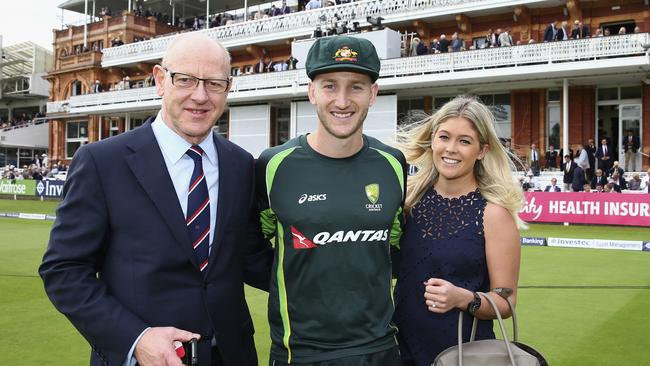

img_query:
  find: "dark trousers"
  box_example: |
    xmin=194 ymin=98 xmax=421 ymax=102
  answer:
xmin=270 ymin=347 xmax=402 ymax=366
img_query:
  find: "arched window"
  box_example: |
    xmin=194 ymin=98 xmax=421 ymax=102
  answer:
xmin=70 ymin=80 xmax=83 ymax=97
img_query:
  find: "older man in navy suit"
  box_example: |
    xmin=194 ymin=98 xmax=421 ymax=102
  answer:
xmin=40 ymin=33 xmax=273 ymax=366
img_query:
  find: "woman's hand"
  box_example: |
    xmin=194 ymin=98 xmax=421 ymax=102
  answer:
xmin=423 ymin=278 xmax=473 ymax=313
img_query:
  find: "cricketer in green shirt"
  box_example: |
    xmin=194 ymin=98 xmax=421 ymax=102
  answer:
xmin=256 ymin=134 xmax=407 ymax=363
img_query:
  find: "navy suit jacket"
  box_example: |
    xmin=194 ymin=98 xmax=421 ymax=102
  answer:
xmin=40 ymin=119 xmax=273 ymax=366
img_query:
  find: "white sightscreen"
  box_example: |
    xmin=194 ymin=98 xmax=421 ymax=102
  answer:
xmin=228 ymin=104 xmax=270 ymax=158
xmin=293 ymin=94 xmax=397 ymax=145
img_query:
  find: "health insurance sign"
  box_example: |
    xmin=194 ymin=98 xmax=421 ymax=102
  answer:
xmin=519 ymin=192 xmax=650 ymax=226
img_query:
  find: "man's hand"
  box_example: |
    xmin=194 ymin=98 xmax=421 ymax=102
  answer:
xmin=134 ymin=327 xmax=201 ymax=366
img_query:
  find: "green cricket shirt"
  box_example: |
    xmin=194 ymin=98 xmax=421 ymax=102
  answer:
xmin=256 ymin=134 xmax=407 ymax=363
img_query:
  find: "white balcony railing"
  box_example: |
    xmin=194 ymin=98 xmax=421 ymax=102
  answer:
xmin=46 ymin=100 xmax=70 ymax=114
xmin=102 ymin=0 xmax=543 ymax=66
xmin=69 ymin=87 xmax=159 ymax=110
xmin=68 ymin=34 xmax=650 ymax=113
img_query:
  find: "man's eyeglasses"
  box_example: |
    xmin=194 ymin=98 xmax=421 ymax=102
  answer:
xmin=164 ymin=68 xmax=230 ymax=94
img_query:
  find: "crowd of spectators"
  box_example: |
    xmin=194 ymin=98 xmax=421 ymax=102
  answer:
xmin=1 ymin=156 xmax=68 ymax=182
xmin=0 ymin=113 xmax=45 ymax=131
xmin=515 ymin=137 xmax=649 ymax=193
xmin=88 ymin=73 xmax=155 ymax=94
xmin=406 ymin=20 xmax=643 ymax=57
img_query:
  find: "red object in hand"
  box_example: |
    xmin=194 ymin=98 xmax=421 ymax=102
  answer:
xmin=174 ymin=341 xmax=185 ymax=359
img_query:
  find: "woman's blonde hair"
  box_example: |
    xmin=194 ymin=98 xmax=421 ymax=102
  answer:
xmin=397 ymin=95 xmax=526 ymax=229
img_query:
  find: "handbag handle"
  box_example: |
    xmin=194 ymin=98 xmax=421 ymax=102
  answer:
xmin=469 ymin=293 xmax=518 ymax=342
xmin=457 ymin=292 xmax=517 ymax=366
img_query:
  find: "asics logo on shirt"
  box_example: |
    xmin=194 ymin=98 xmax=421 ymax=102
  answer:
xmin=298 ymin=193 xmax=327 ymax=204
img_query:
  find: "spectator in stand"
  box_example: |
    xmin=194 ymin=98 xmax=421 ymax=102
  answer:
xmin=416 ymin=38 xmax=428 ymax=55
xmin=575 ymin=144 xmax=590 ymax=174
xmin=628 ymin=173 xmax=642 ymax=190
xmin=603 ymin=28 xmax=611 ymax=36
xmin=618 ymin=27 xmax=627 ymax=35
xmin=622 ymin=129 xmax=640 ymax=172
xmin=585 ymin=138 xmax=597 ymax=180
xmin=287 ymin=55 xmax=298 ymax=70
xmin=545 ymin=144 xmax=558 ymax=171
xmin=543 ymin=21 xmax=558 ymax=42
xmin=123 ymin=76 xmax=132 ymax=89
xmin=609 ymin=160 xmax=624 ymax=179
xmin=571 ymin=161 xmax=587 ymax=192
xmin=583 ymin=184 xmax=592 ymax=192
xmin=485 ymin=28 xmax=498 ymax=47
xmin=571 ymin=21 xmax=590 ymax=39
xmin=591 ymin=169 xmax=607 ymax=189
xmin=92 ymin=80 xmax=102 ymax=93
xmin=640 ymin=168 xmax=650 ymax=193
xmin=594 ymin=28 xmax=603 ymax=37
xmin=603 ymin=183 xmax=618 ymax=193
xmin=498 ymin=27 xmax=513 ymax=47
xmin=438 ymin=34 xmax=450 ymax=53
xmin=608 ymin=170 xmax=626 ymax=192
xmin=409 ymin=37 xmax=420 ymax=56
xmin=634 ymin=26 xmax=641 ymax=33
xmin=544 ymin=177 xmax=561 ymax=192
xmin=522 ymin=170 xmax=539 ymax=191
xmin=305 ymin=0 xmax=322 ymax=10
xmin=562 ymin=154 xmax=577 ymax=191
xmin=450 ymin=32 xmax=463 ymax=52
xmin=556 ymin=21 xmax=569 ymax=41
xmin=430 ymin=38 xmax=440 ymax=53
xmin=528 ymin=143 xmax=541 ymax=176
xmin=595 ymin=137 xmax=613 ymax=172
xmin=273 ymin=0 xmax=291 ymax=16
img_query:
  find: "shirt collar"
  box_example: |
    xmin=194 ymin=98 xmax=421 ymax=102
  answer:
xmin=151 ymin=111 xmax=217 ymax=166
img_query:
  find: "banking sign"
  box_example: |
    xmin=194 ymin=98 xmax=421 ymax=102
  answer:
xmin=520 ymin=192 xmax=650 ymax=227
xmin=0 ymin=179 xmax=36 ymax=196
xmin=35 ymin=180 xmax=65 ymax=198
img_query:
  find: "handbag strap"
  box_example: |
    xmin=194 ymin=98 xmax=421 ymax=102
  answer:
xmin=456 ymin=292 xmax=518 ymax=366
xmin=468 ymin=292 xmax=517 ymax=341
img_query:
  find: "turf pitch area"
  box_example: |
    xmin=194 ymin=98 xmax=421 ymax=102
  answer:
xmin=1 ymin=199 xmax=649 ymax=365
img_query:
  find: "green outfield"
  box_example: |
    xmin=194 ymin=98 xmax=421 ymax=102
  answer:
xmin=1 ymin=199 xmax=649 ymax=365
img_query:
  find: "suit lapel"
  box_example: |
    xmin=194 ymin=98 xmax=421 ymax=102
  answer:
xmin=125 ymin=119 xmax=198 ymax=268
xmin=205 ymin=133 xmax=235 ymax=275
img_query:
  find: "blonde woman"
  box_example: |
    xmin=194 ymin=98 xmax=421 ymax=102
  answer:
xmin=393 ymin=95 xmax=525 ymax=365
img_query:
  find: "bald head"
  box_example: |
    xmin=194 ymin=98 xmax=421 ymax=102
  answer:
xmin=162 ymin=33 xmax=231 ymax=74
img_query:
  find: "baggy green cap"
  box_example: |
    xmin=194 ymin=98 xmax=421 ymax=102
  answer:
xmin=305 ymin=36 xmax=380 ymax=83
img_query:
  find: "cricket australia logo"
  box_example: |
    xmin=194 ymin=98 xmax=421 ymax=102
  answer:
xmin=334 ymin=46 xmax=358 ymax=62
xmin=365 ymin=183 xmax=383 ymax=212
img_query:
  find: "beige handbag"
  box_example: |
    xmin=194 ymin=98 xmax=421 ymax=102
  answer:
xmin=432 ymin=292 xmax=547 ymax=366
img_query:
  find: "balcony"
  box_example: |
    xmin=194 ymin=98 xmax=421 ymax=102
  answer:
xmin=102 ymin=0 xmax=549 ymax=66
xmin=47 ymin=100 xmax=70 ymax=114
xmin=56 ymin=51 xmax=103 ymax=72
xmin=67 ymin=34 xmax=650 ymax=113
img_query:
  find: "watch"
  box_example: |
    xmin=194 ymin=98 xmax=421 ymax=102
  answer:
xmin=467 ymin=292 xmax=481 ymax=316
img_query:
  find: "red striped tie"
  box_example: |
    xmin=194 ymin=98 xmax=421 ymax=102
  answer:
xmin=186 ymin=145 xmax=210 ymax=272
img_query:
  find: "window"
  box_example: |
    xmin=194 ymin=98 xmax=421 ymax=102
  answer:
xmin=621 ymin=86 xmax=642 ymax=99
xmin=71 ymin=80 xmax=83 ymax=97
xmin=66 ymin=121 xmax=88 ymax=158
xmin=271 ymin=106 xmax=290 ymax=146
xmin=110 ymin=119 xmax=120 ymax=137
xmin=397 ymin=97 xmax=426 ymax=126
xmin=129 ymin=118 xmax=145 ymax=130
xmin=215 ymin=110 xmax=229 ymax=139
xmin=598 ymin=87 xmax=618 ymax=101
xmin=547 ymin=103 xmax=560 ymax=150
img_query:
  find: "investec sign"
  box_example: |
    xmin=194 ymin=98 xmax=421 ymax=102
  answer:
xmin=36 ymin=180 xmax=65 ymax=198
xmin=0 ymin=179 xmax=36 ymax=195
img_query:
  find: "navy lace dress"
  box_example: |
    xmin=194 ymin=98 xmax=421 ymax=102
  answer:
xmin=393 ymin=188 xmax=495 ymax=366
